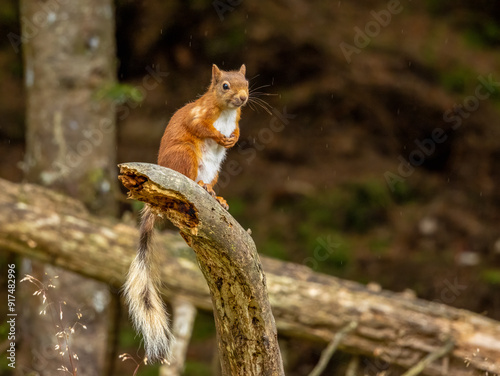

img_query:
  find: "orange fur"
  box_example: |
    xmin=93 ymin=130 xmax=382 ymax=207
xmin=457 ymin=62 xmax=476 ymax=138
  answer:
xmin=157 ymin=64 xmax=248 ymax=207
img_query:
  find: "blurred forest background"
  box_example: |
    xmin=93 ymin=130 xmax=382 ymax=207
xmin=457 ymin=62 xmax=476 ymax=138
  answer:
xmin=1 ymin=0 xmax=500 ymax=375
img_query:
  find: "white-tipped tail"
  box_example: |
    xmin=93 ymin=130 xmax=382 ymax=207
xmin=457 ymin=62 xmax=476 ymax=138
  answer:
xmin=124 ymin=206 xmax=174 ymax=363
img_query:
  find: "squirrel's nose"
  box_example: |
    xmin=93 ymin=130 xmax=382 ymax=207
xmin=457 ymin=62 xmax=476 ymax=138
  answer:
xmin=239 ymin=94 xmax=248 ymax=103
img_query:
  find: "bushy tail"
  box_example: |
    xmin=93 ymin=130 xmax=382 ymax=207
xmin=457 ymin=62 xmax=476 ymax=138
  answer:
xmin=124 ymin=205 xmax=174 ymax=363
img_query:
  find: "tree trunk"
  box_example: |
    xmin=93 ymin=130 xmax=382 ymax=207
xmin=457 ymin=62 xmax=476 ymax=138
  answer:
xmin=19 ymin=1 xmax=117 ymax=375
xmin=21 ymin=0 xmax=118 ymax=213
xmin=1 ymin=177 xmax=499 ymax=376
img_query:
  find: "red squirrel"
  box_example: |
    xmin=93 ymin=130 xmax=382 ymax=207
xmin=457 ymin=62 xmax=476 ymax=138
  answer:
xmin=124 ymin=64 xmax=248 ymax=363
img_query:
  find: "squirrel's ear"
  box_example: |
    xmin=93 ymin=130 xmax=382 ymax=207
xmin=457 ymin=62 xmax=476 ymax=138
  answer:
xmin=212 ymin=64 xmax=222 ymax=82
xmin=239 ymin=64 xmax=246 ymax=76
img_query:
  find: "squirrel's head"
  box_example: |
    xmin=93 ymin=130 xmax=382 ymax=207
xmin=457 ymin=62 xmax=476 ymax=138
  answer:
xmin=210 ymin=64 xmax=248 ymax=109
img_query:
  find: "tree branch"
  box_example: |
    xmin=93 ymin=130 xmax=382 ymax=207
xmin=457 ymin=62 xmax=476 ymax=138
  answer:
xmin=401 ymin=340 xmax=454 ymax=376
xmin=1 ymin=176 xmax=499 ymax=376
xmin=308 ymin=321 xmax=358 ymax=376
xmin=118 ymin=162 xmax=285 ymax=376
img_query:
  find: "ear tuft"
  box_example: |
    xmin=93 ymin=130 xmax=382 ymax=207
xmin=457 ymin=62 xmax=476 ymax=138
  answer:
xmin=212 ymin=64 xmax=222 ymax=83
xmin=239 ymin=64 xmax=246 ymax=76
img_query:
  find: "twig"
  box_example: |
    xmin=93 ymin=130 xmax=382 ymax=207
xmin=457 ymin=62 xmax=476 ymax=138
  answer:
xmin=401 ymin=340 xmax=454 ymax=376
xmin=308 ymin=321 xmax=358 ymax=376
xmin=118 ymin=353 xmax=142 ymax=376
xmin=345 ymin=355 xmax=359 ymax=376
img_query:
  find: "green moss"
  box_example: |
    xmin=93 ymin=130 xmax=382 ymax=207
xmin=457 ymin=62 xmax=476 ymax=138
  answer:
xmin=207 ymin=28 xmax=246 ymax=56
xmin=481 ymin=269 xmax=500 ymax=285
xmin=184 ymin=361 xmax=212 ymax=376
xmin=95 ymin=83 xmax=144 ymax=104
xmin=119 ymin=325 xmax=140 ymax=348
xmin=342 ymin=181 xmax=391 ymax=232
xmin=190 ymin=310 xmax=216 ymax=341
xmin=88 ymin=168 xmax=106 ymax=185
xmin=463 ymin=20 xmax=500 ymax=48
xmin=424 ymin=0 xmax=446 ymax=16
xmin=131 ymin=199 xmax=145 ymax=213
xmin=292 ymin=179 xmax=394 ymax=235
xmin=306 ymin=232 xmax=352 ymax=272
xmin=369 ymin=237 xmax=392 ymax=255
xmin=390 ymin=179 xmax=416 ymax=204
xmin=439 ymin=66 xmax=476 ymax=94
xmin=226 ymin=197 xmax=246 ymax=218
xmin=140 ymin=365 xmax=161 ymax=376
xmin=0 ymin=3 xmax=17 ymax=23
xmin=261 ymin=237 xmax=289 ymax=260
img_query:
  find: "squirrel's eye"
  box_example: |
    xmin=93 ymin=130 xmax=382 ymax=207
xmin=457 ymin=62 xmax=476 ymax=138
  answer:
xmin=222 ymin=83 xmax=229 ymax=90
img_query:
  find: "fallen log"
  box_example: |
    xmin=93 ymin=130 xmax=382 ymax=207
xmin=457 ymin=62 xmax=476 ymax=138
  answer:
xmin=0 ymin=176 xmax=499 ymax=376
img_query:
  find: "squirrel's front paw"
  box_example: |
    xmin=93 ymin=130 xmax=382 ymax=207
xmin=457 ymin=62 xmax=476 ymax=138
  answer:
xmin=220 ymin=134 xmax=238 ymax=148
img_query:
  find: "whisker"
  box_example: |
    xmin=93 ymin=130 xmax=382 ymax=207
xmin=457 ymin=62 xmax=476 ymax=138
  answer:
xmin=250 ymin=92 xmax=278 ymax=97
xmin=246 ymin=77 xmax=276 ymax=115
xmin=248 ymin=74 xmax=261 ymax=82
xmin=250 ymin=97 xmax=273 ymax=109
xmin=247 ymin=101 xmax=258 ymax=113
xmin=248 ymin=98 xmax=273 ymax=115
xmin=250 ymin=95 xmax=273 ymax=104
xmin=250 ymin=84 xmax=273 ymax=93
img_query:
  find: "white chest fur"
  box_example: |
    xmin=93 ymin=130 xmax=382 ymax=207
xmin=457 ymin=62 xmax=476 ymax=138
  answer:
xmin=196 ymin=109 xmax=237 ymax=184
